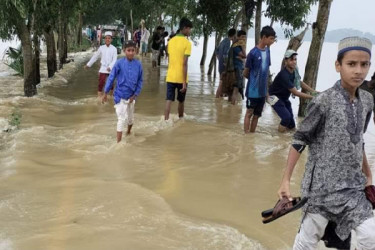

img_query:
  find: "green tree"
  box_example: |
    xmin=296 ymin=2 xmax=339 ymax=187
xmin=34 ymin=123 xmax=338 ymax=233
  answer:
xmin=0 ymin=0 xmax=40 ymax=96
xmin=193 ymin=0 xmax=238 ymax=66
xmin=265 ymin=0 xmax=317 ymax=30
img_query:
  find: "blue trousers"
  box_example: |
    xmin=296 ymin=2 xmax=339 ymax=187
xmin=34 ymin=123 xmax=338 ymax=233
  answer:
xmin=272 ymin=99 xmax=295 ymax=129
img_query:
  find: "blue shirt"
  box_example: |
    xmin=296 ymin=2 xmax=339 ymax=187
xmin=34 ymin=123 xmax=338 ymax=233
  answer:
xmin=233 ymin=46 xmax=244 ymax=70
xmin=216 ymin=38 xmax=231 ymax=61
xmin=216 ymin=38 xmax=231 ymax=73
xmin=268 ymin=68 xmax=295 ymax=101
xmin=245 ymin=46 xmax=271 ymax=98
xmin=104 ymin=57 xmax=143 ymax=104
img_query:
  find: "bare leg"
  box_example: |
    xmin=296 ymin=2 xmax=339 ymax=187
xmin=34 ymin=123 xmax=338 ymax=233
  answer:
xmin=216 ymin=80 xmax=223 ymax=98
xmin=244 ymin=109 xmax=254 ymax=133
xmin=117 ymin=131 xmax=123 ymax=143
xmin=164 ymin=100 xmax=172 ymax=120
xmin=231 ymin=87 xmax=239 ymax=105
xmin=250 ymin=115 xmax=259 ymax=133
xmin=178 ymin=102 xmax=184 ymax=118
xmin=97 ymin=91 xmax=103 ymax=98
xmin=126 ymin=124 xmax=133 ymax=135
xmin=278 ymin=124 xmax=287 ymax=133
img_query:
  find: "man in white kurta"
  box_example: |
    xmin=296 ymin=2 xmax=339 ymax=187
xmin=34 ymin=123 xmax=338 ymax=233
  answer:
xmin=85 ymin=31 xmax=118 ymax=97
xmin=140 ymin=27 xmax=150 ymax=56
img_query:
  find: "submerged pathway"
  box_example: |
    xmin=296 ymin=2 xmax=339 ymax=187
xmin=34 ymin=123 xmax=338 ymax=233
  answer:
xmin=0 ymin=48 xmax=373 ymax=250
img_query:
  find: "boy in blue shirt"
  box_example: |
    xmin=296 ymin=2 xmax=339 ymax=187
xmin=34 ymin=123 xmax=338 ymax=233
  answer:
xmin=243 ymin=26 xmax=275 ymax=133
xmin=215 ymin=28 xmax=236 ymax=98
xmin=102 ymin=40 xmax=143 ymax=142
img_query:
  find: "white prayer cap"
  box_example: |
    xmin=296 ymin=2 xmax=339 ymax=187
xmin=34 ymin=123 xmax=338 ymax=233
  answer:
xmin=338 ymin=36 xmax=372 ymax=57
xmin=104 ymin=31 xmax=112 ymax=37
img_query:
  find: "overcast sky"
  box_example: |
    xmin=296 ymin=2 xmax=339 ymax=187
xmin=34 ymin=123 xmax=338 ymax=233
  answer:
xmin=264 ymin=0 xmax=374 ymax=34
xmin=307 ymin=0 xmax=374 ymax=33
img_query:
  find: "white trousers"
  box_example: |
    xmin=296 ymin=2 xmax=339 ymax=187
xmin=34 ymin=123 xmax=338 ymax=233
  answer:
xmin=115 ymin=99 xmax=135 ymax=132
xmin=293 ymin=213 xmax=375 ymax=250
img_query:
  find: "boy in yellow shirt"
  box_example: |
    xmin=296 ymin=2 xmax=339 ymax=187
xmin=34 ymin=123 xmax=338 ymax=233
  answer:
xmin=164 ymin=17 xmax=193 ymax=120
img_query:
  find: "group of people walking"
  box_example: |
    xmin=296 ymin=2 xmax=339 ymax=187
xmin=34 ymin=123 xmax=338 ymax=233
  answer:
xmin=83 ymin=16 xmax=375 ymax=249
xmin=83 ymin=18 xmax=192 ymax=141
xmin=132 ymin=24 xmax=169 ymax=67
xmin=216 ymin=26 xmax=319 ymax=133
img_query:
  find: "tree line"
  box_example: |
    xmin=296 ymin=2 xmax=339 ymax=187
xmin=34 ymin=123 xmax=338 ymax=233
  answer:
xmin=0 ymin=0 xmax=333 ymax=115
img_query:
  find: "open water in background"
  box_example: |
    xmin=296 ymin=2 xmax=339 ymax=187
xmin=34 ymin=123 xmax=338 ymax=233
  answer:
xmin=0 ymin=37 xmax=374 ymax=249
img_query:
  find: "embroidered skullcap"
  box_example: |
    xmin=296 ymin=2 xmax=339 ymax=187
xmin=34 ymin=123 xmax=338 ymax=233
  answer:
xmin=338 ymin=36 xmax=372 ymax=57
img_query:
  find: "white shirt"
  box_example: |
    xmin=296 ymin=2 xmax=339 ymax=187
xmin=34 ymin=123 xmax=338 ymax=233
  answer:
xmin=140 ymin=28 xmax=150 ymax=43
xmin=86 ymin=44 xmax=117 ymax=74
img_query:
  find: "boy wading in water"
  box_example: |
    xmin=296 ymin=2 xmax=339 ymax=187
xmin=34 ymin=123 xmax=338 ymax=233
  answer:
xmin=164 ymin=17 xmax=193 ymax=121
xmin=277 ymin=37 xmax=375 ymax=249
xmin=268 ymin=50 xmax=314 ymax=133
xmin=215 ymin=28 xmax=236 ymax=98
xmin=243 ymin=26 xmax=275 ymax=133
xmin=102 ymin=41 xmax=143 ymax=142
xmin=84 ymin=31 xmax=118 ymax=97
xmin=230 ymin=30 xmax=247 ymax=105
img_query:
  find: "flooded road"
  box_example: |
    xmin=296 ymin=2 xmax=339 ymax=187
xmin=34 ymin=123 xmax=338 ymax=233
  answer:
xmin=0 ymin=39 xmax=374 ymax=250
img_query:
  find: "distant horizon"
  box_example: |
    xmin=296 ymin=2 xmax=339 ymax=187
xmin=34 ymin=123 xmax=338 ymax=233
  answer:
xmin=261 ymin=0 xmax=375 ymax=34
xmin=244 ymin=26 xmax=375 ymax=43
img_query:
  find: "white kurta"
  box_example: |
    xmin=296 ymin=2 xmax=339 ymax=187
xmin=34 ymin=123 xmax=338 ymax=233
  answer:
xmin=86 ymin=44 xmax=117 ymax=74
xmin=140 ymin=29 xmax=150 ymax=43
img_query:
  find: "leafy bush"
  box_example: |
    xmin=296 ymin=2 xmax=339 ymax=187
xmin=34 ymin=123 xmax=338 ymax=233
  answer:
xmin=2 ymin=45 xmax=24 ymax=76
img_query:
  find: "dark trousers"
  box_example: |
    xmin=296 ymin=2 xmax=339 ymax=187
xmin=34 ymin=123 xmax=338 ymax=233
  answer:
xmin=272 ymin=99 xmax=295 ymax=129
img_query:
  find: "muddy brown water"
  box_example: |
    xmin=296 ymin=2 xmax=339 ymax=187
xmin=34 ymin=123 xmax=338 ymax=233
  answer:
xmin=0 ymin=40 xmax=374 ymax=250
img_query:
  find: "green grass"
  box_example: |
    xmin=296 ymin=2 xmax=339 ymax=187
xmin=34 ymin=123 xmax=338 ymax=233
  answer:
xmin=8 ymin=109 xmax=22 ymax=128
xmin=69 ymin=38 xmax=92 ymax=53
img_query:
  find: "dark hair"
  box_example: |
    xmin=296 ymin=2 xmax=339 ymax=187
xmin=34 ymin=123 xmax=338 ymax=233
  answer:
xmin=337 ymin=48 xmax=372 ymax=64
xmin=123 ymin=40 xmax=136 ymax=49
xmin=369 ymin=72 xmax=375 ymax=89
xmin=237 ymin=30 xmax=246 ymax=37
xmin=163 ymin=31 xmax=169 ymax=37
xmin=179 ymin=17 xmax=193 ymax=30
xmin=156 ymin=26 xmax=163 ymax=31
xmin=228 ymin=28 xmax=236 ymax=37
xmin=260 ymin=26 xmax=276 ymax=38
xmin=336 ymin=52 xmax=345 ymax=64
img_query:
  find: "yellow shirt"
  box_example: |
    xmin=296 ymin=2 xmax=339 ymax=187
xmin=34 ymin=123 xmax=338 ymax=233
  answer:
xmin=166 ymin=34 xmax=191 ymax=84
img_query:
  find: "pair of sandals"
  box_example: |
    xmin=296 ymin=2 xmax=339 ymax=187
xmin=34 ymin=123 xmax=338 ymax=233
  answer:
xmin=261 ymin=197 xmax=352 ymax=249
xmin=261 ymin=196 xmax=308 ymax=224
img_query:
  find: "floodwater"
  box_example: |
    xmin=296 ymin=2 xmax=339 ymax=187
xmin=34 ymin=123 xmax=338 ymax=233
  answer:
xmin=0 ymin=39 xmax=374 ymax=250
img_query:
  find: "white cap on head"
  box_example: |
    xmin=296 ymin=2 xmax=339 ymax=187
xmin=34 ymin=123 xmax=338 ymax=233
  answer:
xmin=104 ymin=31 xmax=112 ymax=37
xmin=284 ymin=49 xmax=298 ymax=59
xmin=338 ymin=36 xmax=372 ymax=57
